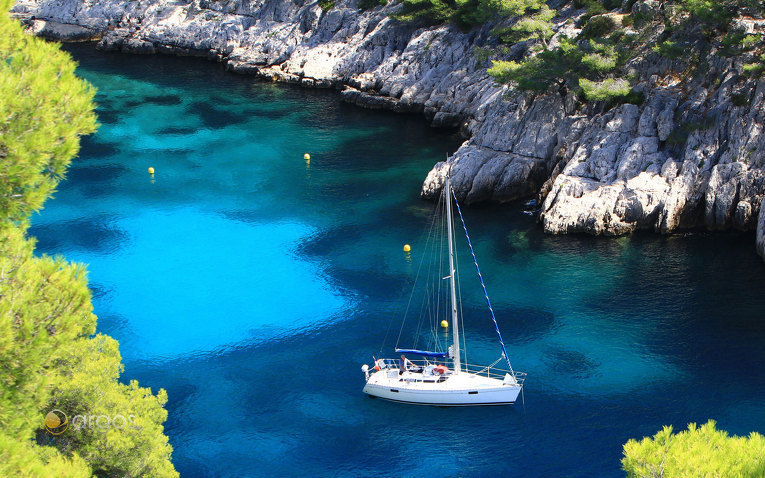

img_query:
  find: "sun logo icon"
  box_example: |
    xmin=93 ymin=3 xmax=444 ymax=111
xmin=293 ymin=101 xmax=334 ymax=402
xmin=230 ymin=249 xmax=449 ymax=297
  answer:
xmin=44 ymin=410 xmax=69 ymax=435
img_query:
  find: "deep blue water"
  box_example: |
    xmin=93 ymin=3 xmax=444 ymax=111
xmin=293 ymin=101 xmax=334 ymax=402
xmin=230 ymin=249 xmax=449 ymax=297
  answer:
xmin=31 ymin=44 xmax=765 ymax=477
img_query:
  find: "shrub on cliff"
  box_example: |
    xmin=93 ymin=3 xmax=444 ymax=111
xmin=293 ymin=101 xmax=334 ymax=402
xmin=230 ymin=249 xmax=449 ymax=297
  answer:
xmin=488 ymin=36 xmax=583 ymax=92
xmin=488 ymin=30 xmax=638 ymax=102
xmin=488 ymin=2 xmax=650 ymax=103
xmin=394 ymin=0 xmax=547 ymax=29
xmin=318 ymin=0 xmax=336 ymax=10
xmin=623 ymin=421 xmax=765 ymax=477
xmin=358 ymin=0 xmax=387 ymax=10
xmin=680 ymin=0 xmax=735 ymax=26
xmin=578 ymin=77 xmax=630 ymax=101
xmin=580 ymin=14 xmax=618 ymax=39
xmin=0 ymin=1 xmax=178 ymax=476
xmin=484 ymin=0 xmax=765 ymax=104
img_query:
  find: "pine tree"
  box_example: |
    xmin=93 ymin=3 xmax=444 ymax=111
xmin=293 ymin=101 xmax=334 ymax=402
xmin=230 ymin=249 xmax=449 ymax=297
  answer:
xmin=0 ymin=0 xmax=96 ymax=222
xmin=0 ymin=2 xmax=178 ymax=476
xmin=623 ymin=420 xmax=765 ymax=477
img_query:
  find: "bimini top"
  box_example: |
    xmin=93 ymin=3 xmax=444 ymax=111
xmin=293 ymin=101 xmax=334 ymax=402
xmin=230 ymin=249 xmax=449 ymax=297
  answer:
xmin=395 ymin=348 xmax=449 ymax=358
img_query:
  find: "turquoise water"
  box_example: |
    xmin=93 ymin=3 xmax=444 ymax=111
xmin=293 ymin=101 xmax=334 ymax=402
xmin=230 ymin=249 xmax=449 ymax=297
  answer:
xmin=32 ymin=44 xmax=765 ymax=477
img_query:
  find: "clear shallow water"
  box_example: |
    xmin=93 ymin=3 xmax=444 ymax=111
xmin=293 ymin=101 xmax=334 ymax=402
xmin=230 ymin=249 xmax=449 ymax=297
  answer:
xmin=32 ymin=44 xmax=765 ymax=477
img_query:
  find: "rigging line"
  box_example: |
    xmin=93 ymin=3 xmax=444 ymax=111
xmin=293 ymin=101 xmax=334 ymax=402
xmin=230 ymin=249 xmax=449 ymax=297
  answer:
xmin=437 ymin=195 xmax=446 ymax=351
xmin=452 ymin=193 xmax=468 ymax=365
xmin=451 ymin=198 xmax=467 ymax=364
xmin=474 ymin=355 xmax=504 ymax=375
xmin=451 ymin=188 xmax=515 ymax=375
xmin=430 ymin=193 xmax=444 ymax=352
xmin=391 ymin=197 xmax=440 ymax=353
xmin=417 ymin=275 xmax=435 ymax=350
xmin=441 ymin=194 xmax=449 ymax=353
xmin=422 ymin=202 xmax=442 ymax=352
xmin=427 ymin=237 xmax=436 ymax=348
xmin=412 ymin=284 xmax=427 ymax=349
xmin=454 ymin=210 xmax=468 ymax=364
xmin=424 ymin=284 xmax=433 ymax=350
xmin=420 ymin=270 xmax=438 ymax=349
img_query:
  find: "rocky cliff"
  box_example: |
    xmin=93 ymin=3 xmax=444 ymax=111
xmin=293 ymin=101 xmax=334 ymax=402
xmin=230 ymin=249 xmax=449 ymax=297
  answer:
xmin=10 ymin=0 xmax=765 ymax=257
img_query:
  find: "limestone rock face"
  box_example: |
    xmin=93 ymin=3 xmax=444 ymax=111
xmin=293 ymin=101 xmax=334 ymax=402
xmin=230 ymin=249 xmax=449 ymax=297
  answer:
xmin=12 ymin=0 xmax=765 ymax=258
xmin=26 ymin=18 xmax=102 ymax=41
xmin=421 ymin=94 xmax=566 ymax=204
xmin=540 ymin=92 xmax=765 ymax=237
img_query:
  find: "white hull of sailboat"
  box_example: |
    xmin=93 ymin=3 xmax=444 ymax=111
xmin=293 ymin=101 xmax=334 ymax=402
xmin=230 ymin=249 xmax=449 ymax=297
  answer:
xmin=362 ymin=370 xmax=522 ymax=406
xmin=362 ymin=166 xmax=525 ymax=407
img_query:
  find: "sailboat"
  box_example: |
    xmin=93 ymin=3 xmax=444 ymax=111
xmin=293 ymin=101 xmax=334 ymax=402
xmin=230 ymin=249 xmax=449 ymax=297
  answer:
xmin=361 ymin=166 xmax=525 ymax=406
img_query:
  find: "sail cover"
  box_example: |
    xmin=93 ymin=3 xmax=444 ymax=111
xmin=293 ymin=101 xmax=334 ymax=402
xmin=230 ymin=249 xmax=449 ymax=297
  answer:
xmin=395 ymin=348 xmax=449 ymax=358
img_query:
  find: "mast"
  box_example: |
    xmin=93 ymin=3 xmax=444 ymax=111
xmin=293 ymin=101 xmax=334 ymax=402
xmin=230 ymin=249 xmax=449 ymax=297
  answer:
xmin=445 ymin=169 xmax=461 ymax=374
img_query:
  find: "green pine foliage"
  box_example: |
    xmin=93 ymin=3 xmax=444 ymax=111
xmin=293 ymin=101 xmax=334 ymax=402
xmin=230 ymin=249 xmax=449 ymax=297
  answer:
xmin=392 ymin=0 xmax=458 ymax=25
xmin=0 ymin=433 xmax=90 ymax=478
xmin=581 ymin=40 xmax=620 ymax=72
xmin=680 ymin=0 xmax=734 ymax=26
xmin=651 ymin=40 xmax=686 ymax=59
xmin=488 ymin=36 xmax=584 ymax=92
xmin=0 ymin=1 xmax=178 ymax=476
xmin=484 ymin=0 xmax=764 ymax=104
xmin=47 ymin=334 xmax=177 ymax=477
xmin=578 ymin=77 xmax=631 ymax=101
xmin=623 ymin=421 xmax=765 ymax=477
xmin=743 ymin=54 xmax=765 ymax=76
xmin=358 ymin=0 xmax=387 ymax=10
xmin=0 ymin=226 xmax=96 ymax=440
xmin=497 ymin=5 xmax=555 ymax=46
xmin=0 ymin=226 xmax=178 ymax=477
xmin=720 ymin=31 xmax=762 ymax=57
xmin=395 ymin=0 xmax=765 ymax=99
xmin=488 ymin=28 xmax=635 ymax=102
xmin=318 ymin=0 xmax=336 ymax=11
xmin=393 ymin=0 xmax=547 ymax=29
xmin=580 ymin=14 xmax=618 ymax=39
xmin=0 ymin=3 xmax=97 ymax=223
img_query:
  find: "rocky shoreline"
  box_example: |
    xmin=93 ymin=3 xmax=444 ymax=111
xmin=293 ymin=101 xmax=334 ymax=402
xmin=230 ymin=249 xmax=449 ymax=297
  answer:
xmin=10 ymin=0 xmax=765 ymax=259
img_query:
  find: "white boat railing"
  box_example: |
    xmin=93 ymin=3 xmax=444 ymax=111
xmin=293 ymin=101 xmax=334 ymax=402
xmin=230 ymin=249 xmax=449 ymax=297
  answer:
xmin=463 ymin=362 xmax=527 ymax=385
xmin=373 ymin=358 xmax=526 ymax=385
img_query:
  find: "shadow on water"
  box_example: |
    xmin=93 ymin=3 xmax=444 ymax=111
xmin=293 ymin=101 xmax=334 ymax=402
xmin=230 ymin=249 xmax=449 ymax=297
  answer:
xmin=323 ymin=265 xmax=413 ymax=300
xmin=187 ymin=100 xmax=251 ymax=129
xmin=543 ymin=346 xmax=601 ymax=379
xmin=30 ymin=215 xmax=127 ymax=254
xmin=297 ymin=225 xmax=367 ymax=257
xmin=144 ymin=94 xmax=184 ymax=106
xmin=495 ymin=306 xmax=557 ymax=344
xmin=65 ymin=161 xmax=126 ymax=182
xmin=94 ymin=107 xmax=121 ymax=125
xmin=156 ymin=126 xmax=199 ymax=135
xmin=77 ymin=137 xmax=120 ymax=159
xmin=87 ymin=282 xmax=111 ymax=301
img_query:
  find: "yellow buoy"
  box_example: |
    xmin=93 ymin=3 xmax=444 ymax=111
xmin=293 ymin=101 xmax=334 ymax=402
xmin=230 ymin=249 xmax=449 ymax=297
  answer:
xmin=440 ymin=320 xmax=448 ymax=328
xmin=403 ymin=244 xmax=411 ymax=253
xmin=304 ymin=153 xmax=311 ymax=161
xmin=148 ymin=167 xmax=155 ymax=175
